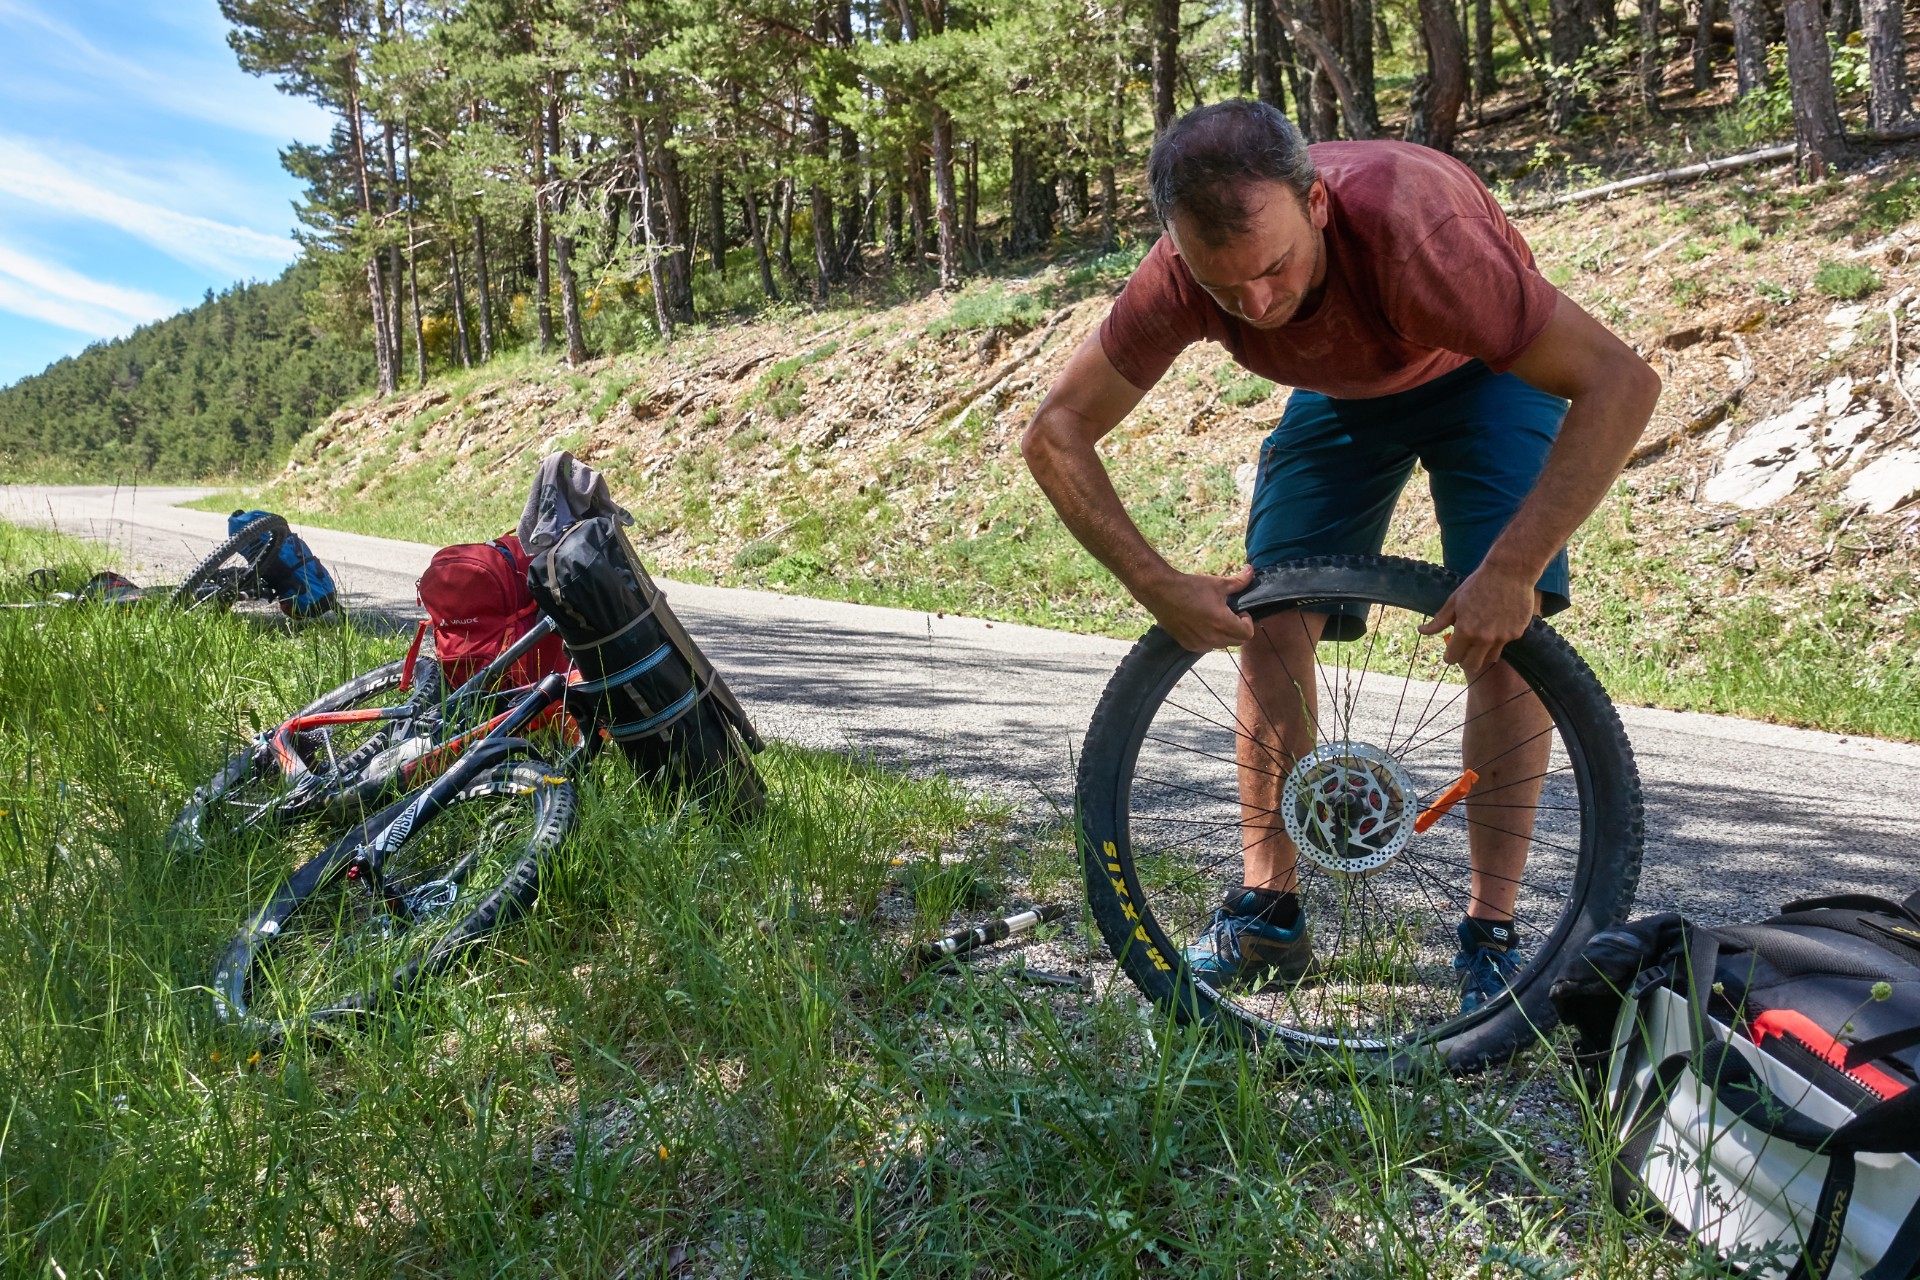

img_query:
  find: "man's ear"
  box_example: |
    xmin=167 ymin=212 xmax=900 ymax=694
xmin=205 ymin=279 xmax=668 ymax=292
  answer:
xmin=1307 ymin=180 xmax=1329 ymax=231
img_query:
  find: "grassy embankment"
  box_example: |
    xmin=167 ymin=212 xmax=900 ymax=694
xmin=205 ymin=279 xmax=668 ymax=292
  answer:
xmin=3 ymin=520 xmax=1709 ymax=1276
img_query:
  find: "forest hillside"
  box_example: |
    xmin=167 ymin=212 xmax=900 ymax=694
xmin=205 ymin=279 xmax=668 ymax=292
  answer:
xmin=0 ymin=262 xmax=372 ymax=480
xmin=214 ymin=149 xmax=1920 ymax=738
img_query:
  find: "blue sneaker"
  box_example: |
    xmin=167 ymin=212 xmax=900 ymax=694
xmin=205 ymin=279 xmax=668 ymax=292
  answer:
xmin=1182 ymin=891 xmax=1318 ymax=992
xmin=1453 ymin=919 xmax=1523 ymax=1014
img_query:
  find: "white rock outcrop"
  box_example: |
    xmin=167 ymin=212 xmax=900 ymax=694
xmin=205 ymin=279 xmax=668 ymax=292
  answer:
xmin=1843 ymin=450 xmax=1920 ymax=514
xmin=1703 ymin=376 xmax=1887 ymax=509
xmin=1702 ymin=392 xmax=1827 ymax=508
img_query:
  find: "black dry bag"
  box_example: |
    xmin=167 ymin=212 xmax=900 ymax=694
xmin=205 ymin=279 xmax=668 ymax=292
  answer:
xmin=525 ymin=516 xmax=764 ymax=816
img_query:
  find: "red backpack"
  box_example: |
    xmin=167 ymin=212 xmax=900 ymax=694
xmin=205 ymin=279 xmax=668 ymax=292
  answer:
xmin=415 ymin=533 xmax=568 ymax=691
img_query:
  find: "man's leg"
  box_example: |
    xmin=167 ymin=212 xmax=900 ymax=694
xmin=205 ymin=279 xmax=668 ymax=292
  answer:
xmin=1461 ymin=643 xmax=1552 ymax=920
xmin=1237 ymin=609 xmax=1327 ymax=893
xmin=1417 ymin=367 xmax=1573 ymax=1007
xmin=1183 ymin=391 xmax=1410 ymax=987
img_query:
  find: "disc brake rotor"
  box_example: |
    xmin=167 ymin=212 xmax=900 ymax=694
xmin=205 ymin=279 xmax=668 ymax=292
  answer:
xmin=1281 ymin=741 xmax=1416 ymax=876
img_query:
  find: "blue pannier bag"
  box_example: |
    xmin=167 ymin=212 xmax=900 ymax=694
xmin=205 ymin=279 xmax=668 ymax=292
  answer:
xmin=227 ymin=509 xmax=338 ymax=618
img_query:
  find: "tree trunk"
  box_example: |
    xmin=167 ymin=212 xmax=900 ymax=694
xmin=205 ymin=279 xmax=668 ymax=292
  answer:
xmin=1271 ymin=0 xmax=1374 ymax=138
xmin=1273 ymin=21 xmax=1312 ymax=125
xmin=1642 ymin=0 xmax=1667 ymax=109
xmin=402 ymin=121 xmax=426 ymax=388
xmin=964 ymin=140 xmax=980 ymax=260
xmin=1242 ymin=0 xmax=1257 ymax=92
xmin=1006 ymin=138 xmax=1058 ymax=254
xmin=531 ymin=109 xmax=554 ymax=354
xmin=471 ymin=214 xmax=494 ymax=362
xmin=837 ymin=125 xmax=862 ymax=271
xmin=906 ymin=141 xmax=929 ymax=264
xmin=777 ymin=178 xmax=797 ymax=286
xmin=649 ymin=123 xmax=694 ymax=323
xmin=382 ymin=123 xmax=403 ymax=378
xmin=707 ymin=173 xmax=728 ymax=273
xmin=628 ymin=103 xmax=675 ymax=343
xmin=930 ymin=104 xmax=961 ymax=289
xmin=1548 ymin=0 xmax=1591 ymax=125
xmin=742 ymin=179 xmax=778 ymax=301
xmin=1152 ymin=0 xmax=1180 ymax=131
xmin=342 ymin=56 xmax=393 ymax=396
xmin=1100 ymin=163 xmax=1118 ymax=249
xmin=554 ymin=229 xmax=586 ymax=366
xmin=1693 ymin=0 xmax=1718 ymax=92
xmin=1833 ymin=0 xmax=1861 ymax=35
xmin=547 ymin=99 xmax=587 ymax=368
xmin=1730 ymin=0 xmax=1769 ymax=95
xmin=1865 ymin=0 xmax=1914 ymax=127
xmin=885 ymin=177 xmax=902 ymax=262
xmin=1496 ymin=0 xmax=1547 ymax=69
xmin=1408 ymin=0 xmax=1469 ymax=151
xmin=1474 ymin=0 xmax=1498 ymax=95
xmin=1252 ymin=0 xmax=1288 ymax=107
xmin=448 ymin=233 xmax=472 ymax=370
xmin=1348 ymin=0 xmax=1381 ymax=129
xmin=1784 ymin=0 xmax=1855 ymax=177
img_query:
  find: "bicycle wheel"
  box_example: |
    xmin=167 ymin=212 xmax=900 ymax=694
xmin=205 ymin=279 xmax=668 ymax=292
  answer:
xmin=1076 ymin=555 xmax=1642 ymax=1072
xmin=168 ymin=657 xmax=442 ymax=854
xmin=171 ymin=514 xmax=289 ymax=610
xmin=211 ymin=759 xmax=576 ymax=1040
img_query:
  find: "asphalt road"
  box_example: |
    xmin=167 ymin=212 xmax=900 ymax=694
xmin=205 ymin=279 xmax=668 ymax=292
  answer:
xmin=6 ymin=482 xmax=1918 ymax=924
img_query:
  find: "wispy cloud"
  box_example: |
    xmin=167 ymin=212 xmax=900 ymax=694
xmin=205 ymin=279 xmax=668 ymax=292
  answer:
xmin=0 ymin=135 xmax=297 ymax=277
xmin=0 ymin=242 xmax=172 ymax=337
xmin=0 ymin=0 xmax=331 ymax=144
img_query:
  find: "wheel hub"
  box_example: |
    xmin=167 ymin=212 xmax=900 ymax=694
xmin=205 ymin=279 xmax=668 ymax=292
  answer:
xmin=1281 ymin=741 xmax=1417 ymax=876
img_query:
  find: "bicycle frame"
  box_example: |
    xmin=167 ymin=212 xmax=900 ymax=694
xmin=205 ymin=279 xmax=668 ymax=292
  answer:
xmin=247 ymin=615 xmax=574 ymax=825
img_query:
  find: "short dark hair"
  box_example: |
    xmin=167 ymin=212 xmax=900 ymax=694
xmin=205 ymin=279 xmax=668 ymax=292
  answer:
xmin=1147 ymin=100 xmax=1318 ymax=247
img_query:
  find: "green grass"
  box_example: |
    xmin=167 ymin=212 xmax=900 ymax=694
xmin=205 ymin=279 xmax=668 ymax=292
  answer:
xmin=926 ymin=284 xmax=1048 ymax=337
xmin=1 ymin=521 xmax=1721 ymax=1276
xmin=1812 ymin=260 xmax=1881 ymax=301
xmin=1556 ymin=488 xmax=1920 ymax=739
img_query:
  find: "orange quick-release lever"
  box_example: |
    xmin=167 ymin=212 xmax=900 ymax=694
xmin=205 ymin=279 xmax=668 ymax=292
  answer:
xmin=1414 ymin=769 xmax=1479 ymax=834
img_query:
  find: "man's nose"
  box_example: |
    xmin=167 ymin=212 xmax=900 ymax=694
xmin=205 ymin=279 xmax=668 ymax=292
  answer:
xmin=1238 ymin=282 xmax=1273 ymax=321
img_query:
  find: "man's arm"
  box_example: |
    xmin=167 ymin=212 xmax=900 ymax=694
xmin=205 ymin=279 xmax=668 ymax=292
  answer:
xmin=1419 ymin=291 xmax=1662 ymax=673
xmin=1021 ymin=332 xmax=1256 ymax=651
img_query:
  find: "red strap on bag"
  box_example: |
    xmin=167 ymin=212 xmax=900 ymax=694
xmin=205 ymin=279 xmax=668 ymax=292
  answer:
xmin=1752 ymin=1008 xmax=1910 ymax=1100
xmin=401 ymin=620 xmax=427 ymax=691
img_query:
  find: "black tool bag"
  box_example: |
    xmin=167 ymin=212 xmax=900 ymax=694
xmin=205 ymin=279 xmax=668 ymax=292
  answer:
xmin=525 ymin=515 xmax=764 ymax=815
xmin=1551 ymin=895 xmax=1920 ymax=1280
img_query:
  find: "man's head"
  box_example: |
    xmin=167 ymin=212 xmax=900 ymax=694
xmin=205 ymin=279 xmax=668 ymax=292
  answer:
xmin=1148 ymin=100 xmax=1327 ymax=329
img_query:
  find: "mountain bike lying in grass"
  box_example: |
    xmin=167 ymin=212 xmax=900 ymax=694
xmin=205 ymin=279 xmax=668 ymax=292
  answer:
xmin=7 ymin=512 xmax=337 ymax=614
xmin=1076 ymin=555 xmax=1643 ymax=1073
xmin=202 ymin=625 xmax=763 ymax=1043
xmin=168 ymin=616 xmax=545 ymax=856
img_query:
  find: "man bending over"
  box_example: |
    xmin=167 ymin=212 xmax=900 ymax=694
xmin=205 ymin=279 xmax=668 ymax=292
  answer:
xmin=1021 ymin=101 xmax=1659 ymax=1012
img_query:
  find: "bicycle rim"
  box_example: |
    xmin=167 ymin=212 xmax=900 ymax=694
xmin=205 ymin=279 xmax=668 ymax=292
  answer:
xmin=172 ymin=514 xmax=288 ymax=611
xmin=219 ymin=762 xmax=572 ymax=1038
xmin=170 ymin=660 xmax=424 ymax=855
xmin=1078 ymin=556 xmax=1640 ymax=1066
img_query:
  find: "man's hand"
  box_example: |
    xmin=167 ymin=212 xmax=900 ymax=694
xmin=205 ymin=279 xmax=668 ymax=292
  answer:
xmin=1417 ymin=563 xmax=1537 ymax=676
xmin=1140 ymin=565 xmax=1257 ymax=652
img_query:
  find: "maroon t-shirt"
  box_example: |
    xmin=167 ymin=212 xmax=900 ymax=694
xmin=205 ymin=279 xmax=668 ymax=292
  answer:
xmin=1099 ymin=140 xmax=1559 ymax=400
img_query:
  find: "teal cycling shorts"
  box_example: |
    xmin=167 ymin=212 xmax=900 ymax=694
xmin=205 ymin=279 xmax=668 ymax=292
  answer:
xmin=1245 ymin=359 xmax=1571 ymax=640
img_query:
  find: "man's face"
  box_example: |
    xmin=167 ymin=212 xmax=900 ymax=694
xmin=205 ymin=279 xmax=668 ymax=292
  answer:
xmin=1167 ymin=179 xmax=1328 ymax=329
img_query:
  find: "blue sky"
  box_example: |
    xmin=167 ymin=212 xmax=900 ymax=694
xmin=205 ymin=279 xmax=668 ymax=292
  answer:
xmin=0 ymin=1 xmax=333 ymax=387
